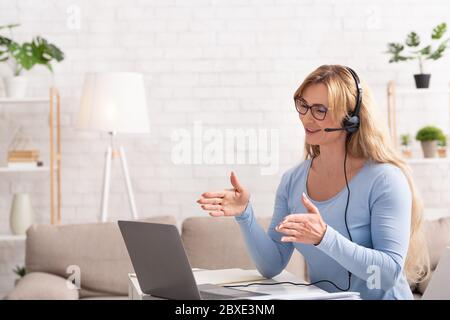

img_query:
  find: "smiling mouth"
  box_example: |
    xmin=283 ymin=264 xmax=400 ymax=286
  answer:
xmin=305 ymin=128 xmax=321 ymax=134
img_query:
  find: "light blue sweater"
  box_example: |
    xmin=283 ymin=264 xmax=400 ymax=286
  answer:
xmin=235 ymin=158 xmax=413 ymax=300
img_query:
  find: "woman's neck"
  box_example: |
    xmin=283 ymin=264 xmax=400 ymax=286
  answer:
xmin=311 ymin=141 xmax=364 ymax=178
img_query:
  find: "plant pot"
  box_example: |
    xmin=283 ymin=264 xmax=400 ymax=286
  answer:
xmin=10 ymin=193 xmax=34 ymax=235
xmin=414 ymin=74 xmax=431 ymax=89
xmin=438 ymin=147 xmax=447 ymax=158
xmin=420 ymin=140 xmax=438 ymax=158
xmin=401 ymin=148 xmax=412 ymax=159
xmin=4 ymin=76 xmax=28 ymax=98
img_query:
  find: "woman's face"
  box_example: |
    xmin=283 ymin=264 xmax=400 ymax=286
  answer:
xmin=298 ymin=83 xmax=344 ymax=146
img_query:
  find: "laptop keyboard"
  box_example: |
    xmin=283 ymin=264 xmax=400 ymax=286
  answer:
xmin=199 ymin=291 xmax=235 ymax=300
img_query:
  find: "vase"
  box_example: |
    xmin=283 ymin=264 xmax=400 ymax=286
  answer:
xmin=4 ymin=76 xmax=28 ymax=98
xmin=10 ymin=193 xmax=34 ymax=235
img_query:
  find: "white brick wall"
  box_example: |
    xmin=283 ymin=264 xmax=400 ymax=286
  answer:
xmin=0 ymin=0 xmax=448 ymax=238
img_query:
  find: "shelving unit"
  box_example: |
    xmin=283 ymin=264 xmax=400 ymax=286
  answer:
xmin=0 ymin=87 xmax=61 ymax=227
xmin=0 ymin=235 xmax=26 ymax=241
xmin=387 ymin=81 xmax=450 ymax=151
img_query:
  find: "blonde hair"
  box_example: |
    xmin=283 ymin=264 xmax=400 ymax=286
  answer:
xmin=294 ymin=65 xmax=430 ymax=284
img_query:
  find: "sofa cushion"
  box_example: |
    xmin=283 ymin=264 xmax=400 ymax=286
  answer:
xmin=423 ymin=217 xmax=450 ymax=270
xmin=25 ymin=216 xmax=177 ymax=298
xmin=414 ymin=216 xmax=450 ymax=295
xmin=4 ymin=272 xmax=79 ymax=300
xmin=181 ymin=216 xmax=307 ymax=280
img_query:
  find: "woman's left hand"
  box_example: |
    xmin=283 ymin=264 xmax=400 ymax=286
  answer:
xmin=276 ymin=192 xmax=327 ymax=245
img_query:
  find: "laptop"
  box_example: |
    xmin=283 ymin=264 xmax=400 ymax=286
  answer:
xmin=118 ymin=220 xmax=269 ymax=300
xmin=422 ymin=247 xmax=450 ymax=300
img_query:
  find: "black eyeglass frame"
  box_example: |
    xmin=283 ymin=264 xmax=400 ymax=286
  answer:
xmin=294 ymin=97 xmax=329 ymax=121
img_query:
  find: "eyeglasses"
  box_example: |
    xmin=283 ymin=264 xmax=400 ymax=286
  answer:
xmin=294 ymin=97 xmax=328 ymax=121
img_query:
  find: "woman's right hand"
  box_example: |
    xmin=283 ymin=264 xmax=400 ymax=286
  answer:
xmin=197 ymin=171 xmax=250 ymax=217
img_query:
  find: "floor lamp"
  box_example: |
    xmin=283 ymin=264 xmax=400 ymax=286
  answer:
xmin=76 ymin=72 xmax=150 ymax=222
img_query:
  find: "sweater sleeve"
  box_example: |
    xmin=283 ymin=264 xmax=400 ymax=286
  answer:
xmin=234 ymin=172 xmax=294 ymax=278
xmin=315 ymin=166 xmax=412 ymax=291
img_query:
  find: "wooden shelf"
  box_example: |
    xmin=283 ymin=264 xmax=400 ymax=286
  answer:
xmin=0 ymin=166 xmax=56 ymax=172
xmin=0 ymin=235 xmax=26 ymax=241
xmin=0 ymin=88 xmax=61 ymax=226
xmin=395 ymin=88 xmax=450 ymax=95
xmin=406 ymin=158 xmax=450 ymax=164
xmin=0 ymin=97 xmax=50 ymax=104
xmin=387 ymin=81 xmax=450 ymax=149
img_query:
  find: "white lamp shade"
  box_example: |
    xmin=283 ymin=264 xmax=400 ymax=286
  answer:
xmin=77 ymin=72 xmax=150 ymax=133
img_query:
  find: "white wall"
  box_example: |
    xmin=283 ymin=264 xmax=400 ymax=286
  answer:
xmin=0 ymin=0 xmax=449 ymax=234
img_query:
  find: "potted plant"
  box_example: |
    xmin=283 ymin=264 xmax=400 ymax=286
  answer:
xmin=12 ymin=265 xmax=26 ymax=286
xmin=415 ymin=126 xmax=444 ymax=158
xmin=400 ymin=133 xmax=412 ymax=158
xmin=385 ymin=22 xmax=449 ymax=89
xmin=438 ymin=133 xmax=447 ymax=158
xmin=0 ymin=23 xmax=64 ymax=98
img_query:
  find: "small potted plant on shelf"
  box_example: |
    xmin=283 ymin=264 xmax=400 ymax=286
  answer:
xmin=0 ymin=23 xmax=64 ymax=98
xmin=437 ymin=133 xmax=447 ymax=158
xmin=415 ymin=126 xmax=444 ymax=158
xmin=12 ymin=265 xmax=26 ymax=286
xmin=400 ymin=133 xmax=412 ymax=158
xmin=385 ymin=22 xmax=449 ymax=89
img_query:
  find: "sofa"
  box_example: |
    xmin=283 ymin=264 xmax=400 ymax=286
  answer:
xmin=4 ymin=214 xmax=449 ymax=300
xmin=4 ymin=215 xmax=306 ymax=300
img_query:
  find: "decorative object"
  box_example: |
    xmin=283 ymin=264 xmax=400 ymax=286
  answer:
xmin=12 ymin=265 xmax=26 ymax=286
xmin=415 ymin=126 xmax=444 ymax=158
xmin=0 ymin=88 xmax=62 ymax=226
xmin=385 ymin=22 xmax=449 ymax=89
xmin=0 ymin=23 xmax=64 ymax=97
xmin=387 ymin=81 xmax=450 ymax=151
xmin=400 ymin=133 xmax=412 ymax=158
xmin=10 ymin=193 xmax=34 ymax=235
xmin=76 ymin=72 xmax=150 ymax=222
xmin=438 ymin=134 xmax=447 ymax=158
xmin=6 ymin=127 xmax=40 ymax=168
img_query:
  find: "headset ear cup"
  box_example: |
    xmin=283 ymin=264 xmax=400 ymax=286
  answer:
xmin=344 ymin=116 xmax=360 ymax=133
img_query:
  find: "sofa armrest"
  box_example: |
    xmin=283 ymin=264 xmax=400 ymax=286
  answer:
xmin=4 ymin=272 xmax=79 ymax=300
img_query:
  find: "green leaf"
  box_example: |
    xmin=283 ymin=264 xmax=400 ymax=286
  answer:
xmin=419 ymin=45 xmax=431 ymax=55
xmin=386 ymin=42 xmax=414 ymax=62
xmin=432 ymin=22 xmax=447 ymax=40
xmin=386 ymin=42 xmax=404 ymax=54
xmin=427 ymin=38 xmax=450 ymax=60
xmin=0 ymin=23 xmax=20 ymax=31
xmin=0 ymin=35 xmax=12 ymax=46
xmin=1 ymin=24 xmax=64 ymax=73
xmin=406 ymin=32 xmax=420 ymax=47
xmin=416 ymin=126 xmax=444 ymax=141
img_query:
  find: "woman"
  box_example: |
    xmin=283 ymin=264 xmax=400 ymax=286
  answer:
xmin=196 ymin=65 xmax=429 ymax=300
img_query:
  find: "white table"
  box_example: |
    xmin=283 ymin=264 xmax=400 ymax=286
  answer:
xmin=128 ymin=269 xmax=360 ymax=300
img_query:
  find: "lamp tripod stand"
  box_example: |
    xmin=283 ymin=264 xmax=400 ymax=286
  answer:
xmin=100 ymin=131 xmax=138 ymax=222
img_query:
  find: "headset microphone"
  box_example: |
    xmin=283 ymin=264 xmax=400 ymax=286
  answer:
xmin=324 ymin=123 xmax=359 ymax=132
xmin=324 ymin=127 xmax=346 ymax=132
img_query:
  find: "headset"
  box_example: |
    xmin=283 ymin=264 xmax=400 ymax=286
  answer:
xmin=324 ymin=66 xmax=363 ymax=133
xmin=225 ymin=66 xmax=362 ymax=293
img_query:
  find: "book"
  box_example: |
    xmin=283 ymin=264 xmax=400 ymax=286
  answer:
xmin=7 ymin=157 xmax=39 ymax=162
xmin=8 ymin=150 xmax=39 ymax=157
xmin=7 ymin=162 xmax=38 ymax=168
